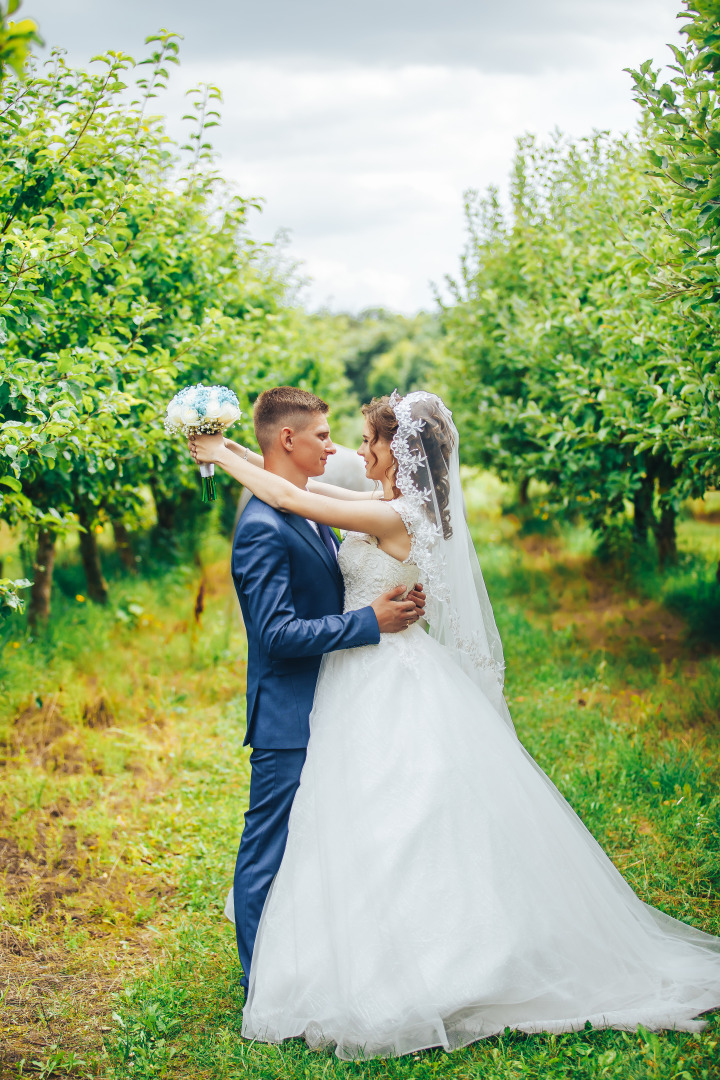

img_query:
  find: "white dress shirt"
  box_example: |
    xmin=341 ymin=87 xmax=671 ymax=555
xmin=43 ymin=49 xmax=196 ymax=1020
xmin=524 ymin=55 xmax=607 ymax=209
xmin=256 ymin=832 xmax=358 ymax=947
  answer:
xmin=306 ymin=517 xmax=338 ymax=560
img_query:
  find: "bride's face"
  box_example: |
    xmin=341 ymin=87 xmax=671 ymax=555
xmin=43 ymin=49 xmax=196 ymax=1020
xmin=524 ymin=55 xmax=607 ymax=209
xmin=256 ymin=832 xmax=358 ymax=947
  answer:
xmin=358 ymin=421 xmax=395 ymax=484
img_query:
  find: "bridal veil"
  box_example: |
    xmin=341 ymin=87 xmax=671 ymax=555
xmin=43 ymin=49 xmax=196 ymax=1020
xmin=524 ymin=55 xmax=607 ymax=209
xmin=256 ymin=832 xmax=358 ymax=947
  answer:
xmin=390 ymin=389 xmax=513 ymax=727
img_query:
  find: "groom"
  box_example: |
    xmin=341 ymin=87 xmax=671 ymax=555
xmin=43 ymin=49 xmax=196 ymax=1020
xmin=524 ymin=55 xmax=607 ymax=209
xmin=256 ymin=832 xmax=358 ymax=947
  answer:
xmin=227 ymin=386 xmax=424 ymax=998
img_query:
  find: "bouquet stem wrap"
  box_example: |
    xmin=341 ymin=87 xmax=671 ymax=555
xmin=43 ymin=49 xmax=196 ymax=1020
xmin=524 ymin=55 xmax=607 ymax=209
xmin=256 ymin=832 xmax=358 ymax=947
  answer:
xmin=199 ymin=463 xmax=217 ymax=503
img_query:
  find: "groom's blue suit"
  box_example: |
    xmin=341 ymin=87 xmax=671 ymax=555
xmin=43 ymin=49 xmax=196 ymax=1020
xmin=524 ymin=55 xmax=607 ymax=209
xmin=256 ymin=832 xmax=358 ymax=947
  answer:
xmin=231 ymin=495 xmax=380 ymax=994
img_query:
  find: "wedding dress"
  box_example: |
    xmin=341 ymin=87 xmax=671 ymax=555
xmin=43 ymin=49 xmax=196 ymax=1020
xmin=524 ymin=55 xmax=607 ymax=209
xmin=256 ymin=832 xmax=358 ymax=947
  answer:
xmin=228 ymin=394 xmax=720 ymax=1060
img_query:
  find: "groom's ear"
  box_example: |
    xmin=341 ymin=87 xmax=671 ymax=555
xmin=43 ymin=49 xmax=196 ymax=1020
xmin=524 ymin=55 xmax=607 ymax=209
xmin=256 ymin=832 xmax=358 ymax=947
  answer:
xmin=278 ymin=425 xmax=295 ymax=452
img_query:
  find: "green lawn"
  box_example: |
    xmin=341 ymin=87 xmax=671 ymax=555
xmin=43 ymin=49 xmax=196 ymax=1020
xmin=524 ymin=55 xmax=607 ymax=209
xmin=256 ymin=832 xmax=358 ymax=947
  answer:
xmin=1 ymin=482 xmax=719 ymax=1079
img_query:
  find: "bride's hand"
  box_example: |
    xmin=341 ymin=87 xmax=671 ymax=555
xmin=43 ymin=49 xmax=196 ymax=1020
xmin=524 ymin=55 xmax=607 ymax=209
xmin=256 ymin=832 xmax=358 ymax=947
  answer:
xmin=407 ymin=584 xmax=425 ymax=619
xmin=188 ymin=432 xmax=226 ymax=464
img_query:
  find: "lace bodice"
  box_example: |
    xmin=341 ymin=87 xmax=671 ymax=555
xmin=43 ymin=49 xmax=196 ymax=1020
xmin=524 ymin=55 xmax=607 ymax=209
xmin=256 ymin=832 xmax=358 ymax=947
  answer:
xmin=339 ymin=532 xmax=419 ymax=613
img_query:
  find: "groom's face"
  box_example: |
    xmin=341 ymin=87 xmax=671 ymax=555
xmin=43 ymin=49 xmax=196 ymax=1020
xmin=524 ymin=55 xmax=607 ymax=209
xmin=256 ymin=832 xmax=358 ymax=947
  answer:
xmin=285 ymin=412 xmax=336 ymax=478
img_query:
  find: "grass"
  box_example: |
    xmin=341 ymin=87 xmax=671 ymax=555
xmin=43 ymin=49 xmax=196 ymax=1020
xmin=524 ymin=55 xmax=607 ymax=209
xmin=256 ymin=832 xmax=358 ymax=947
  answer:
xmin=0 ymin=479 xmax=719 ymax=1078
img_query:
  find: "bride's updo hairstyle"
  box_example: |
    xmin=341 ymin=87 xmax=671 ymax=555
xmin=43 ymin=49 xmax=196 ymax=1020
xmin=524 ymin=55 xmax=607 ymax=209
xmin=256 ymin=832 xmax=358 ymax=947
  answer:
xmin=361 ymin=396 xmax=400 ymax=496
xmin=362 ymin=393 xmax=455 ymax=539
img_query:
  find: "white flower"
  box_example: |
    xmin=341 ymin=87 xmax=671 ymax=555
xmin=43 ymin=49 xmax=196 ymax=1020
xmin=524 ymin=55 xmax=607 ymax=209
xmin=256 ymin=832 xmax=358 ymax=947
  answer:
xmin=218 ymin=401 xmax=240 ymax=424
xmin=165 ymin=405 xmax=184 ymax=429
xmin=204 ymin=395 xmax=222 ymax=420
xmin=181 ymin=406 xmax=200 ymax=426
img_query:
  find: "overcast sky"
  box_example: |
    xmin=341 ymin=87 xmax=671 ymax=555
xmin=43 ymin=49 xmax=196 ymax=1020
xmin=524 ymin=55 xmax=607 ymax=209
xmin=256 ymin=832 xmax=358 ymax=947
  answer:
xmin=24 ymin=0 xmax=682 ymax=312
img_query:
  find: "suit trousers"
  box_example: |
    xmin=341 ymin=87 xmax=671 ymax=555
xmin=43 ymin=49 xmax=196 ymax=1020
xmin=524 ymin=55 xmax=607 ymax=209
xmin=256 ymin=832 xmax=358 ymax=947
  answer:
xmin=233 ymin=746 xmax=307 ymax=995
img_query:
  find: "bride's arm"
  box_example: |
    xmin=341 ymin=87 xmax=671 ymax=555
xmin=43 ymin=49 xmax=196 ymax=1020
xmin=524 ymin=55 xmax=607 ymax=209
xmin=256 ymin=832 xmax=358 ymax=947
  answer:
xmin=222 ymin=438 xmax=264 ymax=468
xmin=306 ymin=479 xmax=378 ymax=501
xmin=221 ymin=439 xmax=376 ymax=501
xmin=192 ymin=433 xmax=404 ymax=540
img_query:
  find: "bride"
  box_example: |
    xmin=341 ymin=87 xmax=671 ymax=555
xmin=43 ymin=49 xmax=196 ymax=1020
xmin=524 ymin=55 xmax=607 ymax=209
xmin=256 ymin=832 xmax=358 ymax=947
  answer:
xmin=191 ymin=390 xmax=720 ymax=1060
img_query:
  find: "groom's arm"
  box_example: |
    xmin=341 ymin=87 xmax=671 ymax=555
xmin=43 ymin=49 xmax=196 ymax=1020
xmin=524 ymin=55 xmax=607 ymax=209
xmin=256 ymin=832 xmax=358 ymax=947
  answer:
xmin=235 ymin=517 xmax=380 ymax=660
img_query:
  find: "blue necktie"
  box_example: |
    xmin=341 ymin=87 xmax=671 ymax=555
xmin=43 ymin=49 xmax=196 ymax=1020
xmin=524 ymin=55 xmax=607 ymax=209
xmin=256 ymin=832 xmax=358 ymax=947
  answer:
xmin=317 ymin=522 xmax=338 ymax=560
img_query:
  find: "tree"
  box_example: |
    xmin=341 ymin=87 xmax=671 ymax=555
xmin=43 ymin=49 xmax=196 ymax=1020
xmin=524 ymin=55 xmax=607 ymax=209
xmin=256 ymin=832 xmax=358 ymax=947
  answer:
xmin=0 ymin=37 xmax=348 ymax=620
xmin=324 ymin=308 xmax=446 ymax=407
xmin=625 ymin=0 xmax=720 ymax=503
xmin=443 ymin=130 xmax=712 ymax=564
xmin=0 ymin=0 xmax=41 ymax=81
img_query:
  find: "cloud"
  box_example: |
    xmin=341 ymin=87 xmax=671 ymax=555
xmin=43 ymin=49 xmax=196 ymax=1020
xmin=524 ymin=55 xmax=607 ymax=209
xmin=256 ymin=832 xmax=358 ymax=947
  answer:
xmin=161 ymin=48 xmax=672 ymax=310
xmin=23 ymin=0 xmax=684 ymax=311
xmin=27 ymin=0 xmax=681 ymax=72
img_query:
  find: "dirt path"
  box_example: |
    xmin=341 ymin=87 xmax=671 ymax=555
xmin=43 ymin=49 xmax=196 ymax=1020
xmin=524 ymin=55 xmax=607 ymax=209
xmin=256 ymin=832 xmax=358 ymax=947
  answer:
xmin=518 ymin=533 xmax=713 ymax=667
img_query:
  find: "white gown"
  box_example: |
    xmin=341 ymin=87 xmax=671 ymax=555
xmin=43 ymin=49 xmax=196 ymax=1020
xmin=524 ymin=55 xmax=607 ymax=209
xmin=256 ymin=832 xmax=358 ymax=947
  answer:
xmin=228 ymin=531 xmax=720 ymax=1060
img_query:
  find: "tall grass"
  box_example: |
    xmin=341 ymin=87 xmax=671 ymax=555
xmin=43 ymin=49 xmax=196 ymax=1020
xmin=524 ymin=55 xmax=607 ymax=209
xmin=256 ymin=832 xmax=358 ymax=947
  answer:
xmin=1 ymin=477 xmax=718 ymax=1078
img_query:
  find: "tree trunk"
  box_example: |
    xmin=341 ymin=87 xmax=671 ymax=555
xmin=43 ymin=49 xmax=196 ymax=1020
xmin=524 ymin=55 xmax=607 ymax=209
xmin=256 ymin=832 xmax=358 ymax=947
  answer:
xmin=651 ymin=454 xmax=679 ymax=569
xmin=77 ymin=508 xmax=109 ymax=604
xmin=28 ymin=528 xmax=57 ymax=627
xmin=653 ymin=503 xmax=678 ymax=568
xmin=632 ymin=473 xmax=655 ymax=546
xmin=150 ymin=478 xmax=176 ymax=534
xmin=518 ymin=476 xmax=530 ymax=507
xmin=19 ymin=539 xmax=34 ymax=582
xmin=112 ymin=522 xmax=136 ymax=573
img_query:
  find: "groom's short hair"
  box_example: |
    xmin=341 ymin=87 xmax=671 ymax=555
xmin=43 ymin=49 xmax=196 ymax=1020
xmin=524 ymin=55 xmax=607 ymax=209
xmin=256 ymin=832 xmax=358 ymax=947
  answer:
xmin=254 ymin=386 xmax=329 ymax=452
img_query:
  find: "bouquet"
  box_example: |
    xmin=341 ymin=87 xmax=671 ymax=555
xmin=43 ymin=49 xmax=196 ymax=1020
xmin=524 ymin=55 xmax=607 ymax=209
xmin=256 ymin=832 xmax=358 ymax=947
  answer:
xmin=165 ymin=384 xmax=241 ymax=502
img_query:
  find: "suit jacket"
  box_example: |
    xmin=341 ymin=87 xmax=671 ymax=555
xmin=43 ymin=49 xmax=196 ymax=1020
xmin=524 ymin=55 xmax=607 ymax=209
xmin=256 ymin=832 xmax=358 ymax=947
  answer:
xmin=232 ymin=495 xmax=380 ymax=748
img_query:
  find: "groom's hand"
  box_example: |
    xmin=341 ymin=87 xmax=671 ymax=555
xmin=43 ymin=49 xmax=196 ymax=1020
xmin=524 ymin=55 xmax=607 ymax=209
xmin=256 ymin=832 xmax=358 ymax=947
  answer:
xmin=371 ymin=586 xmax=420 ymax=634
